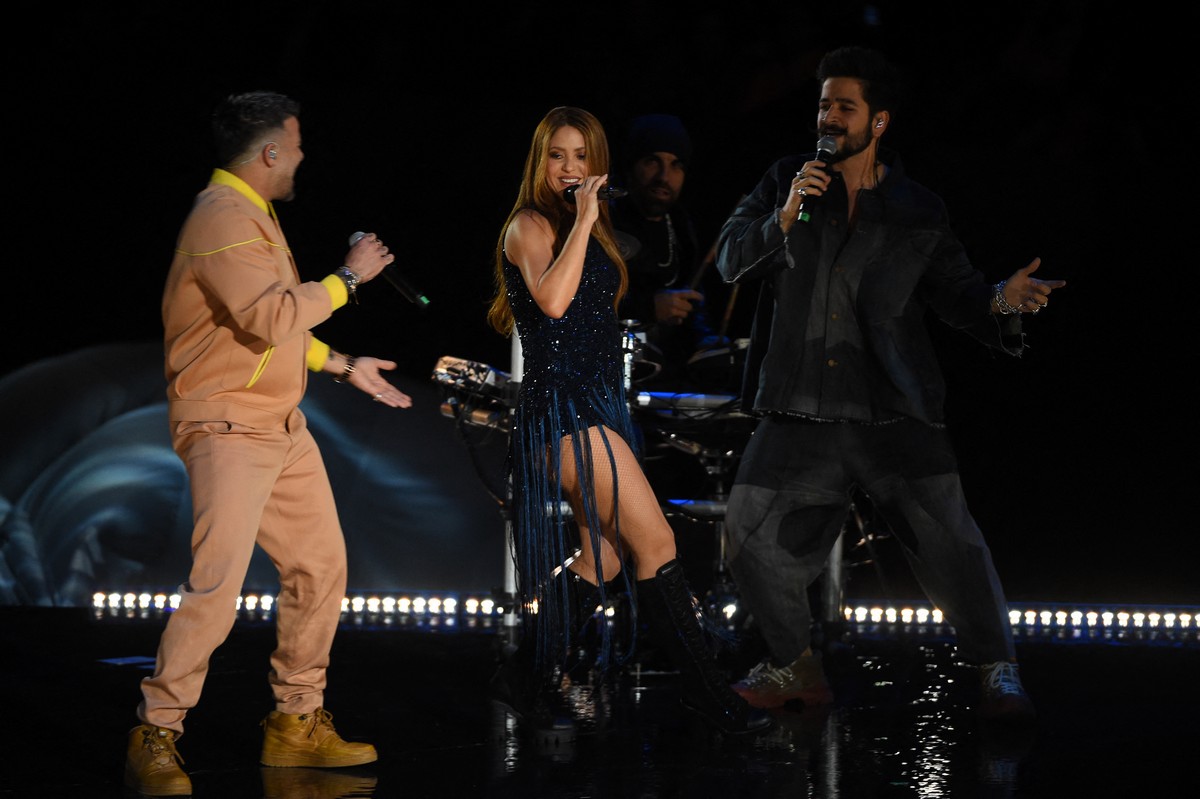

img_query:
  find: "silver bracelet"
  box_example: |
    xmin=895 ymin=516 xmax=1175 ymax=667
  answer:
xmin=993 ymin=281 xmax=1021 ymax=315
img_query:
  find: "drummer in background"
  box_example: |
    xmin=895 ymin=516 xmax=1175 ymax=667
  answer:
xmin=609 ymin=115 xmax=752 ymax=604
xmin=611 ymin=114 xmax=730 ymax=393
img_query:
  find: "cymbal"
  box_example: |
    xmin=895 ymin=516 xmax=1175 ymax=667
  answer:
xmin=613 ymin=230 xmax=642 ymax=260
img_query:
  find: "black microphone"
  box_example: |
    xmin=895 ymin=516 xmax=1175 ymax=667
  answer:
xmin=563 ymin=185 xmax=628 ymax=203
xmin=348 ymin=231 xmax=431 ymax=308
xmin=797 ymin=135 xmax=839 ymax=223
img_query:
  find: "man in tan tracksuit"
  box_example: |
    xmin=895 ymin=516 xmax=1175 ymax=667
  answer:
xmin=124 ymin=91 xmax=412 ymax=797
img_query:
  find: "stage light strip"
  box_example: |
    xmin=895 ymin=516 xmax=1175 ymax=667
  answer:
xmin=834 ymin=601 xmax=1200 ymax=646
xmin=838 ymin=603 xmax=1197 ymax=630
xmin=90 ymin=592 xmax=1200 ymax=643
xmin=91 ymin=591 xmax=508 ymax=628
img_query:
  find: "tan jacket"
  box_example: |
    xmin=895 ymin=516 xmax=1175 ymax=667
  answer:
xmin=163 ymin=170 xmax=347 ymax=426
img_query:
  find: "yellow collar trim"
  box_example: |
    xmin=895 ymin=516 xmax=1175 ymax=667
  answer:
xmin=210 ymin=169 xmax=274 ymax=218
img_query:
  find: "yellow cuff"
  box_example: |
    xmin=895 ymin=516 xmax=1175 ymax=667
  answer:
xmin=307 ymin=337 xmax=331 ymax=372
xmin=321 ymin=274 xmax=349 ymax=310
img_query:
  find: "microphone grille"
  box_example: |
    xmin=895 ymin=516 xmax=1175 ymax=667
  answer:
xmin=349 ymin=231 xmax=366 ymax=246
xmin=816 ymin=136 xmax=838 ymax=159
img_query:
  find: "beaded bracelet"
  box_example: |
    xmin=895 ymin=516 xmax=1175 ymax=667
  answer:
xmin=992 ymin=281 xmax=1022 ymax=315
xmin=333 ymin=355 xmax=357 ymax=384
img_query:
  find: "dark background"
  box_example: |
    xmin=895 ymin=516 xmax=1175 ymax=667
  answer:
xmin=5 ymin=2 xmax=1187 ymax=604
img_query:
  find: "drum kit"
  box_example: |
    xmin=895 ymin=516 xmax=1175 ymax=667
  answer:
xmin=431 ymin=322 xmax=872 ymax=624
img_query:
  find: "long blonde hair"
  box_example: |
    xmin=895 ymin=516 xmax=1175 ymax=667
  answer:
xmin=486 ymin=106 xmax=628 ymax=336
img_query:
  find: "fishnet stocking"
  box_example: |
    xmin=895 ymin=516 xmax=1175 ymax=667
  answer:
xmin=559 ymin=425 xmax=676 ymax=580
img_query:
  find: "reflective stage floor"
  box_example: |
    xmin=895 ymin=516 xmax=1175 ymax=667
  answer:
xmin=3 ymin=604 xmax=1198 ymax=799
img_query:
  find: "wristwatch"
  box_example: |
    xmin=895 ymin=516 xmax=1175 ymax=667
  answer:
xmin=335 ymin=266 xmax=360 ymax=298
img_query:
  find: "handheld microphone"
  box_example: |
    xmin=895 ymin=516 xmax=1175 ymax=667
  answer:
xmin=798 ymin=135 xmax=839 ymax=223
xmin=349 ymin=231 xmax=431 ymax=308
xmin=563 ymin=185 xmax=628 ymax=203
xmin=815 ymin=134 xmax=838 ymax=165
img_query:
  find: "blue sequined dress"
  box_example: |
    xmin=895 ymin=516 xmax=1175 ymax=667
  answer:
xmin=504 ymin=236 xmax=638 ymax=669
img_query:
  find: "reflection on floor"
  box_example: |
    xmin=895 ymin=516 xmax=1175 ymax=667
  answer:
xmin=3 ymin=603 xmax=1197 ymax=799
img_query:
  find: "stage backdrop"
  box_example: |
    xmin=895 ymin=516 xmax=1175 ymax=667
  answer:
xmin=0 ymin=342 xmax=510 ymax=606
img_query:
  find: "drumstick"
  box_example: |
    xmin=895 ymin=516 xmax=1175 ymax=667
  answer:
xmin=688 ymin=194 xmax=748 ymax=341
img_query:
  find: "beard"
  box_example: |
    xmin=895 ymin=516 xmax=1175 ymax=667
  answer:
xmin=634 ymin=188 xmax=674 ymax=218
xmin=279 ymin=174 xmax=298 ymax=202
xmin=820 ymin=122 xmax=873 ymax=164
xmin=272 ymin=166 xmax=301 ymax=202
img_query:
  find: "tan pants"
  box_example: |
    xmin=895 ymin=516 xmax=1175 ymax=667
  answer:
xmin=138 ymin=408 xmax=348 ymax=733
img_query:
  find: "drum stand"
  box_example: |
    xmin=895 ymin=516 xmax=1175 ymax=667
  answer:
xmin=654 ymin=430 xmax=741 ymax=616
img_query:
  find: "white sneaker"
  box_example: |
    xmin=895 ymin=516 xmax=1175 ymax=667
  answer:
xmin=979 ymin=661 xmax=1036 ymax=722
xmin=731 ymin=653 xmax=834 ymax=709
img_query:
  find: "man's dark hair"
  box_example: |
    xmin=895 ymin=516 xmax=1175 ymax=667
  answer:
xmin=212 ymin=91 xmax=300 ymax=167
xmin=816 ymin=46 xmax=903 ymax=116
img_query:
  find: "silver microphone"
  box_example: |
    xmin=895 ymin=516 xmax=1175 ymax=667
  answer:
xmin=815 ymin=135 xmax=838 ymax=164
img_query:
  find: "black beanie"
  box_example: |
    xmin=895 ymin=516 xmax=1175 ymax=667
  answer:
xmin=623 ymin=114 xmax=692 ymax=167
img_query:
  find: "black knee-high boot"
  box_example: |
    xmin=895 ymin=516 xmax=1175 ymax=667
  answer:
xmin=637 ymin=559 xmax=773 ymax=735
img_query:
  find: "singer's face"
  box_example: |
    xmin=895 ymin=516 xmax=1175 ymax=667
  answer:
xmin=546 ymin=126 xmax=588 ymax=197
xmin=269 ymin=116 xmax=305 ymax=202
xmin=630 ymin=151 xmax=685 ymax=220
xmin=817 ymin=77 xmax=873 ymax=162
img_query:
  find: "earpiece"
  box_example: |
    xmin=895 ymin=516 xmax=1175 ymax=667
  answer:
xmin=875 ymin=119 xmax=884 ymax=129
xmin=268 ymin=150 xmax=277 ymax=160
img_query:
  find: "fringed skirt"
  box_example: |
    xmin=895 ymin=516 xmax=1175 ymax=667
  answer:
xmin=509 ymin=376 xmax=640 ymax=675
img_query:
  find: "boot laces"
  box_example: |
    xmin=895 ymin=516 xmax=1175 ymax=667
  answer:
xmin=142 ymin=727 xmax=185 ymax=765
xmin=982 ymin=661 xmax=1025 ymax=697
xmin=298 ymin=707 xmax=337 ymax=739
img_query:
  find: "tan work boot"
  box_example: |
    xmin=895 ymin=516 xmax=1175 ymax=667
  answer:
xmin=260 ymin=707 xmax=378 ymax=768
xmin=732 ymin=651 xmax=835 ymax=709
xmin=124 ymin=724 xmax=192 ymax=796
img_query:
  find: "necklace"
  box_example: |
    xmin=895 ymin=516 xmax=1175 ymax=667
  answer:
xmin=657 ymin=213 xmax=678 ymax=270
xmin=855 ymin=158 xmax=882 ymax=191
